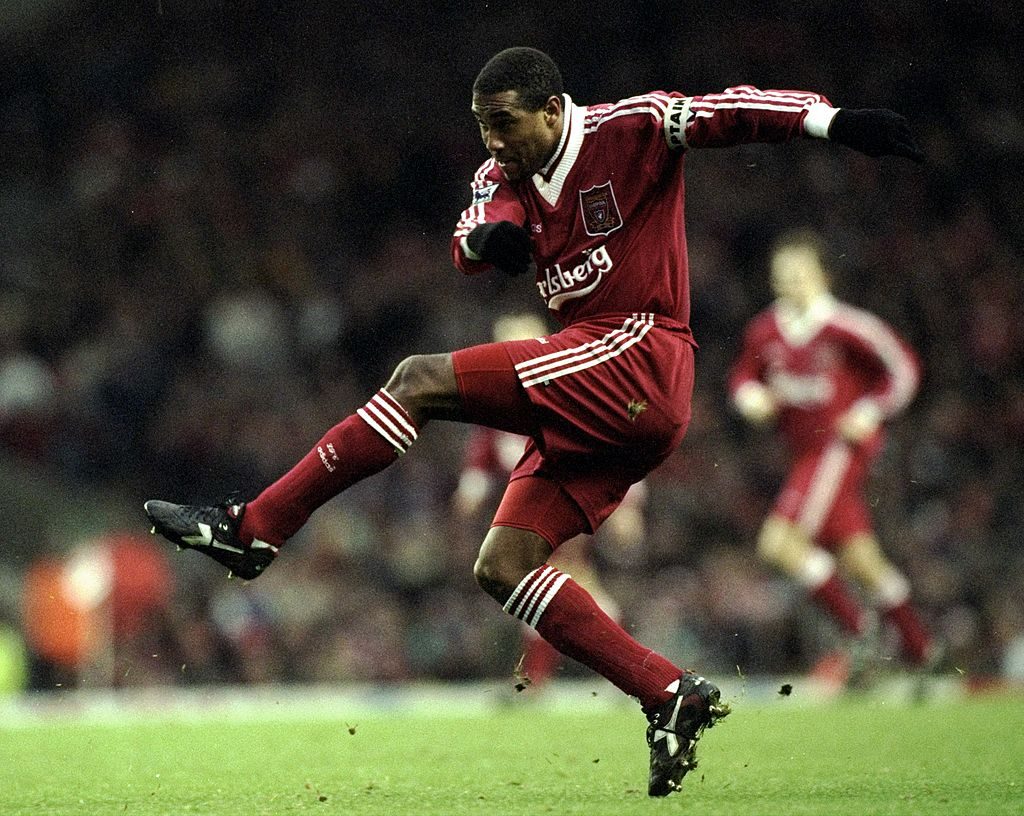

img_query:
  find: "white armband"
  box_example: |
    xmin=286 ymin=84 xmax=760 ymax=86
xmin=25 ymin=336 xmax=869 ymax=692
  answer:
xmin=803 ymin=102 xmax=839 ymax=139
xmin=663 ymin=97 xmax=691 ymax=150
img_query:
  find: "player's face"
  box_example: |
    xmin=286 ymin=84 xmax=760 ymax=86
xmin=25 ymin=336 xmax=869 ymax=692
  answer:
xmin=472 ymin=91 xmax=562 ymax=181
xmin=770 ymin=245 xmax=828 ymax=306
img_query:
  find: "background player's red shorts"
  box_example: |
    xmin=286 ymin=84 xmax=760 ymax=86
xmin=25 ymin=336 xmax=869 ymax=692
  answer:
xmin=775 ymin=436 xmax=882 ymax=548
xmin=452 ymin=313 xmax=695 ymax=543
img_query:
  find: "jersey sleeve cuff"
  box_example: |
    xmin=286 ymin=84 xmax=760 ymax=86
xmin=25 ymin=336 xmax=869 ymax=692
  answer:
xmin=803 ymin=102 xmax=839 ymax=139
xmin=461 ymin=235 xmax=482 ymax=261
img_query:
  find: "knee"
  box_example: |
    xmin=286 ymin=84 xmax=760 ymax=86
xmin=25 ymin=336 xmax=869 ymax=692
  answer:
xmin=384 ymin=354 xmax=457 ymax=421
xmin=756 ymin=517 xmax=792 ymax=566
xmin=473 ymin=547 xmax=530 ymax=604
xmin=386 ymin=355 xmax=433 ymax=402
xmin=756 ymin=517 xmax=811 ymax=575
xmin=473 ymin=529 xmax=551 ymax=604
xmin=473 ymin=550 xmax=513 ymax=602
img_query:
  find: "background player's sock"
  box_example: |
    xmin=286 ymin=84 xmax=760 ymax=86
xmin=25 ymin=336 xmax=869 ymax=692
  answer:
xmin=795 ymin=548 xmax=868 ymax=636
xmin=504 ymin=566 xmax=681 ymax=708
xmin=881 ymin=600 xmax=932 ymax=666
xmin=809 ymin=573 xmax=868 ymax=636
xmin=241 ymin=389 xmax=417 ymax=546
xmin=871 ymin=567 xmax=932 ymax=665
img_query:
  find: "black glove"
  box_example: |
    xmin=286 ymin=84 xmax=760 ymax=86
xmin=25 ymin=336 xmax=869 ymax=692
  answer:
xmin=466 ymin=221 xmax=532 ymax=276
xmin=828 ymin=108 xmax=925 ymax=162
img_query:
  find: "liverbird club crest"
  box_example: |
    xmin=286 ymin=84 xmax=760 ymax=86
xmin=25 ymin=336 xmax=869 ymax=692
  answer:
xmin=579 ymin=181 xmax=623 ymax=236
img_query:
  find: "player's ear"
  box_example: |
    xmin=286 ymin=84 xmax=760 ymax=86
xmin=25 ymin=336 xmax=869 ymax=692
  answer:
xmin=543 ymin=95 xmax=562 ymax=126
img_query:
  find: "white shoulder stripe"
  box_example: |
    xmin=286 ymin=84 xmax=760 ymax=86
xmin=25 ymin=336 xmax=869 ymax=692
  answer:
xmin=584 ymin=93 xmax=670 ymax=117
xmin=689 ymin=101 xmax=812 ymax=119
xmin=584 ymin=105 xmax=668 ymax=133
xmin=472 ymin=159 xmax=497 ymax=184
xmin=583 ymin=95 xmax=670 ymax=131
xmin=699 ymin=89 xmax=822 ymax=104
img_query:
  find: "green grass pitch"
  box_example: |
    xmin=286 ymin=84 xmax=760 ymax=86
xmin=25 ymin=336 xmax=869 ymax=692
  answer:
xmin=1 ymin=688 xmax=1022 ymax=815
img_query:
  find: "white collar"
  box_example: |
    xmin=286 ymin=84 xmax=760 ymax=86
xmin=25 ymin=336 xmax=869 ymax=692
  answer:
xmin=533 ymin=94 xmax=583 ymax=206
xmin=773 ymin=293 xmax=836 ymax=346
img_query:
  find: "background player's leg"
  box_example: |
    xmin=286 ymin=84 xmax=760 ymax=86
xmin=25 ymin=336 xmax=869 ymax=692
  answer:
xmin=757 ymin=515 xmax=869 ymax=637
xmin=840 ymin=532 xmax=933 ymax=666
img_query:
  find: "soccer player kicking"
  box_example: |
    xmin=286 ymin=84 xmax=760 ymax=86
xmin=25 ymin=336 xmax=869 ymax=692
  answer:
xmin=729 ymin=232 xmax=936 ymax=682
xmin=146 ymin=48 xmax=923 ymax=796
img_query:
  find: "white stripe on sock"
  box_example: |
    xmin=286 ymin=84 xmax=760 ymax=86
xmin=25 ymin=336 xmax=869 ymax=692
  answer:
xmin=356 ymin=390 xmax=417 ymax=454
xmin=502 ymin=565 xmax=569 ymax=629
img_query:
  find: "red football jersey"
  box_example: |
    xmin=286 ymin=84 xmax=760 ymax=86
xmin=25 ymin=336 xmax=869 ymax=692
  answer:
xmin=729 ymin=295 xmax=921 ymax=452
xmin=452 ymin=86 xmax=829 ymax=331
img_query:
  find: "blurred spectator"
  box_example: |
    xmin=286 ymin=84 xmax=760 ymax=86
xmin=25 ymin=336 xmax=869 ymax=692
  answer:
xmin=21 ymin=534 xmax=174 ymax=688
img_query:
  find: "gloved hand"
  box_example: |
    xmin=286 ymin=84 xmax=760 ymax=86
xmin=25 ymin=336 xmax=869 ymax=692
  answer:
xmin=466 ymin=221 xmax=532 ymax=276
xmin=828 ymin=108 xmax=925 ymax=162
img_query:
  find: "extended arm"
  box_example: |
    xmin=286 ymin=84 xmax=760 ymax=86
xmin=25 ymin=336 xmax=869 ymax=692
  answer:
xmin=665 ymin=85 xmax=923 ymax=161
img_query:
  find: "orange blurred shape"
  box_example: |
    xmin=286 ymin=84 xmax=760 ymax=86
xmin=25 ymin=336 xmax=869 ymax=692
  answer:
xmin=108 ymin=533 xmax=174 ymax=638
xmin=21 ymin=534 xmax=174 ymax=668
xmin=21 ymin=557 xmax=92 ymax=668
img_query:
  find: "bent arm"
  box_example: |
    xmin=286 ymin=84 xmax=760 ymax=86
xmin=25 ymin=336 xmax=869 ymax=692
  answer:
xmin=451 ymin=161 xmax=529 ymax=274
xmin=729 ymin=320 xmax=778 ymax=424
xmin=835 ymin=311 xmax=921 ymax=442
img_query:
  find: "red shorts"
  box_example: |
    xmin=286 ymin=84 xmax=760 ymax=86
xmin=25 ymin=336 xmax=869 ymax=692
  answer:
xmin=452 ymin=313 xmax=695 ymax=545
xmin=774 ymin=436 xmax=882 ymax=549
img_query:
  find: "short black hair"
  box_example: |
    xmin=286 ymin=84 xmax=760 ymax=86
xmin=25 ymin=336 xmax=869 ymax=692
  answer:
xmin=473 ymin=47 xmax=563 ymax=111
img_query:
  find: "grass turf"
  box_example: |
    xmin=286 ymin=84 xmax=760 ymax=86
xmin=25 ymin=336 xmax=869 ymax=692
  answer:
xmin=1 ymin=688 xmax=1022 ymax=815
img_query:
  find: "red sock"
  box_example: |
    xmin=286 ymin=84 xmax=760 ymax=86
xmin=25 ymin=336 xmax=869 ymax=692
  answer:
xmin=504 ymin=566 xmax=681 ymax=709
xmin=241 ymin=389 xmax=417 ymax=546
xmin=810 ymin=573 xmax=867 ymax=637
xmin=883 ymin=601 xmax=932 ymax=665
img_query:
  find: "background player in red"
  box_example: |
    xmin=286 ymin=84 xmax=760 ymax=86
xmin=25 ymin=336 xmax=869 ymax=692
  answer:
xmin=729 ymin=230 xmax=935 ymax=680
xmin=145 ymin=48 xmax=923 ymax=795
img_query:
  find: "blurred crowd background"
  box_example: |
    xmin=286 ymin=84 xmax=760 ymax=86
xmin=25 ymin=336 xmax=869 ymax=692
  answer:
xmin=1 ymin=0 xmax=1022 ymax=694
